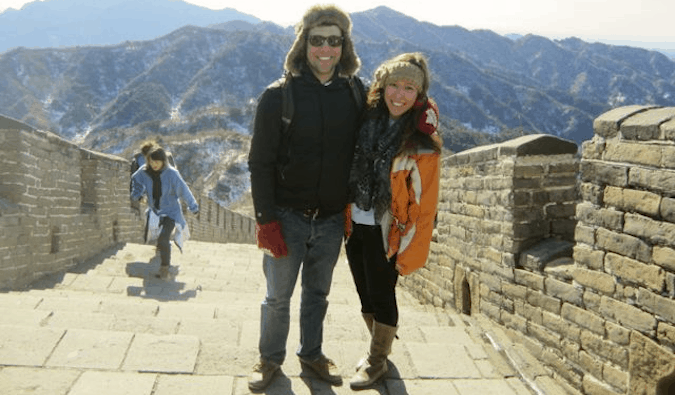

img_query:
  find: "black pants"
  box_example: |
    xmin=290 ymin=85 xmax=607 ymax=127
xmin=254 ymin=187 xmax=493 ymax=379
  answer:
xmin=345 ymin=223 xmax=399 ymax=327
xmin=157 ymin=217 xmax=175 ymax=267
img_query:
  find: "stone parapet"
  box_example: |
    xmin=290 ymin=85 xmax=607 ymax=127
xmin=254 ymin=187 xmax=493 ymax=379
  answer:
xmin=401 ymin=106 xmax=675 ymax=394
xmin=0 ymin=115 xmax=254 ymax=290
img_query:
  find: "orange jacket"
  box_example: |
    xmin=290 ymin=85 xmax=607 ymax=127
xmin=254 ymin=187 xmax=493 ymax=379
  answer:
xmin=346 ymin=135 xmax=441 ymax=275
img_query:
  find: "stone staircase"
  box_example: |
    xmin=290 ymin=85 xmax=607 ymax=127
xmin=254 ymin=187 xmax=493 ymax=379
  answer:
xmin=0 ymin=241 xmax=562 ymax=394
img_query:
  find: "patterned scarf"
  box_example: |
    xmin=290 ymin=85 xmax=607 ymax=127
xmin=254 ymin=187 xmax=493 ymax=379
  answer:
xmin=349 ymin=108 xmax=406 ymax=222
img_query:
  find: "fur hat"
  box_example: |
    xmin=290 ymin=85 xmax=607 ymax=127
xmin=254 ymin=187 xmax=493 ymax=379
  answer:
xmin=284 ymin=4 xmax=361 ymax=77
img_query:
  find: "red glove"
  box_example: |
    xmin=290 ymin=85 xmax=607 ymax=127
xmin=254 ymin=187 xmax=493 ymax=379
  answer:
xmin=255 ymin=221 xmax=288 ymax=258
xmin=416 ymin=98 xmax=439 ymax=135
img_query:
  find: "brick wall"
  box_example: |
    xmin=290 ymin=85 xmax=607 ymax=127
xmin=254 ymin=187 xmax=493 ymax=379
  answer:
xmin=400 ymin=106 xmax=675 ymax=394
xmin=0 ymin=116 xmax=255 ymax=291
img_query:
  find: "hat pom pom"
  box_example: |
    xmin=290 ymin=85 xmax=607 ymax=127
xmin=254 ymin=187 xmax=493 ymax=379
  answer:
xmin=417 ymin=98 xmax=439 ymax=135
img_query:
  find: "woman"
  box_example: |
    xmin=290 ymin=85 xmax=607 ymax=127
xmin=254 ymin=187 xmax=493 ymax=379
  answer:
xmin=346 ymin=52 xmax=442 ymax=389
xmin=130 ymin=141 xmax=199 ymax=280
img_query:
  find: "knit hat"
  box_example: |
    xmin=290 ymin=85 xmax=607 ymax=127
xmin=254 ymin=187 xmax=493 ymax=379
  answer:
xmin=376 ymin=60 xmax=426 ymax=93
xmin=284 ymin=4 xmax=361 ymax=77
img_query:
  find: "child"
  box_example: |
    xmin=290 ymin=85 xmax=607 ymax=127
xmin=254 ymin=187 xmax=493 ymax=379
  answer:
xmin=130 ymin=141 xmax=199 ymax=279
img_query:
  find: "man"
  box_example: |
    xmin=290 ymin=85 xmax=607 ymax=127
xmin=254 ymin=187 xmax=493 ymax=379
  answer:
xmin=247 ymin=4 xmax=364 ymax=391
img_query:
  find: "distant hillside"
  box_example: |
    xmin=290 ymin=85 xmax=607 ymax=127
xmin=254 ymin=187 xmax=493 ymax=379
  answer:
xmin=0 ymin=0 xmax=259 ymax=54
xmin=2 ymin=5 xmax=675 ymax=209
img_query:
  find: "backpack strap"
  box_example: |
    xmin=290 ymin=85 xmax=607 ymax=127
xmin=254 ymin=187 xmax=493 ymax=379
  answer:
xmin=279 ymin=74 xmax=294 ymax=164
xmin=348 ymin=75 xmax=365 ymax=113
xmin=280 ymin=74 xmax=294 ymax=137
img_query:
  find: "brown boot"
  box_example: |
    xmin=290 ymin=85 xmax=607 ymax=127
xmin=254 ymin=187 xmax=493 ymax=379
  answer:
xmin=350 ymin=321 xmax=397 ymax=389
xmin=356 ymin=313 xmax=375 ymax=371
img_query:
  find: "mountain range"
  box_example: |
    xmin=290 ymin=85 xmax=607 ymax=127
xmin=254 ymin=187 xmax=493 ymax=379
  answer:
xmin=2 ymin=0 xmax=675 ymax=211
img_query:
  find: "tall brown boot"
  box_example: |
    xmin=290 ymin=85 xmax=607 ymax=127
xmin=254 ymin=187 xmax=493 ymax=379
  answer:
xmin=356 ymin=313 xmax=375 ymax=371
xmin=350 ymin=321 xmax=397 ymax=389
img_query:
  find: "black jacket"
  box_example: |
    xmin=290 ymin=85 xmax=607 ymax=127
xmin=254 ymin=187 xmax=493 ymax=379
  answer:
xmin=248 ymin=70 xmax=364 ymax=224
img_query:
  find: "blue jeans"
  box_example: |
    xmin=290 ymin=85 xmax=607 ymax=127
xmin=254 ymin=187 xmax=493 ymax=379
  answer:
xmin=259 ymin=207 xmax=344 ymax=365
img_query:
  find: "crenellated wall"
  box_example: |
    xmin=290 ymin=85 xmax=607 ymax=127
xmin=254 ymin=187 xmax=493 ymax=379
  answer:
xmin=400 ymin=106 xmax=675 ymax=395
xmin=0 ymin=116 xmax=255 ymax=291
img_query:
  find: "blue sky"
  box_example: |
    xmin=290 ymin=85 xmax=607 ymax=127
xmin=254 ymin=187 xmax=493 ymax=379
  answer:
xmin=2 ymin=0 xmax=674 ymax=50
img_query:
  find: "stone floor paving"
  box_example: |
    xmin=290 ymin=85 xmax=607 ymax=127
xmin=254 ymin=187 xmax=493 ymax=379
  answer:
xmin=0 ymin=241 xmax=570 ymax=394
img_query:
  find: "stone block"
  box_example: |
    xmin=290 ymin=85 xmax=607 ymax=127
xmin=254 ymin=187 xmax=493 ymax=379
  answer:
xmin=604 ymin=140 xmax=662 ymax=167
xmin=663 ymin=117 xmax=675 ymax=141
xmin=514 ymin=269 xmax=545 ymax=291
xmin=660 ymin=197 xmax=675 ymax=223
xmin=545 ymin=277 xmax=583 ymax=306
xmin=580 ymin=160 xmax=629 ymax=187
xmin=625 ymin=213 xmax=675 ymax=251
xmin=599 ymin=296 xmax=656 ymax=334
xmin=576 ymin=202 xmax=623 ymax=231
xmin=620 ymin=107 xmax=675 ymax=141
xmin=574 ymin=225 xmax=596 ymax=246
xmin=657 ymin=322 xmax=675 ymax=349
xmin=561 ymin=303 xmax=605 ymax=335
xmin=527 ymin=289 xmax=561 ymax=314
xmin=605 ymin=253 xmax=664 ymax=293
xmin=581 ymin=331 xmax=629 ymax=369
xmin=573 ymin=267 xmax=615 ymax=295
xmin=573 ymin=245 xmax=604 ymax=270
xmin=603 ymin=361 xmax=629 ymax=393
xmin=122 ymin=334 xmax=199 ymax=373
xmin=593 ymin=105 xmax=655 ymax=138
xmin=583 ymin=373 xmax=624 ymax=395
xmin=629 ymin=331 xmax=675 ymax=395
xmin=638 ymin=288 xmax=675 ymax=323
xmin=596 ymin=227 xmax=651 ymax=262
xmin=629 ymin=167 xmax=675 ymax=196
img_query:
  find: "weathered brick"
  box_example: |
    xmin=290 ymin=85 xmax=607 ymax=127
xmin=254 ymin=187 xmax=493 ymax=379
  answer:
xmin=578 ymin=350 xmax=603 ymax=379
xmin=603 ymin=363 xmax=628 ymax=394
xmin=515 ymin=300 xmax=543 ymax=325
xmin=596 ymin=227 xmax=651 ymax=262
xmin=605 ymin=321 xmax=630 ymax=346
xmin=541 ymin=310 xmax=565 ymax=336
xmin=581 ymin=331 xmax=629 ymax=369
xmin=576 ymin=202 xmax=623 ymax=231
xmin=514 ymin=269 xmax=545 ymax=291
xmin=501 ymin=310 xmax=527 ymax=334
xmin=561 ymin=303 xmax=605 ymax=335
xmin=527 ymin=289 xmax=561 ymax=314
xmin=653 ymin=246 xmax=675 ymax=272
xmin=625 ymin=212 xmax=675 ymax=249
xmin=545 ymin=277 xmax=583 ymax=306
xmin=580 ymin=160 xmax=628 ymax=187
xmin=604 ymin=140 xmax=662 ymax=167
xmin=605 ymin=252 xmax=664 ymax=293
xmin=502 ymin=282 xmax=527 ymax=300
xmin=660 ymin=197 xmax=675 ymax=223
xmin=599 ymin=296 xmax=656 ymax=334
xmin=629 ymin=167 xmax=675 ymax=196
xmin=528 ymin=321 xmax=561 ymax=349
xmin=638 ymin=288 xmax=675 ymax=323
xmin=573 ymin=267 xmax=615 ymax=295
xmin=657 ymin=322 xmax=675 ymax=349
xmin=574 ymin=225 xmax=595 ymax=246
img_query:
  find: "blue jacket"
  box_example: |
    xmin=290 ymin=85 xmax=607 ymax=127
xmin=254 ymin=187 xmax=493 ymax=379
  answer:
xmin=131 ymin=164 xmax=199 ymax=228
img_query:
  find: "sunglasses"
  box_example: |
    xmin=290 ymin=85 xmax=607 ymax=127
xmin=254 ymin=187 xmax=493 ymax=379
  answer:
xmin=308 ymin=35 xmax=344 ymax=47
